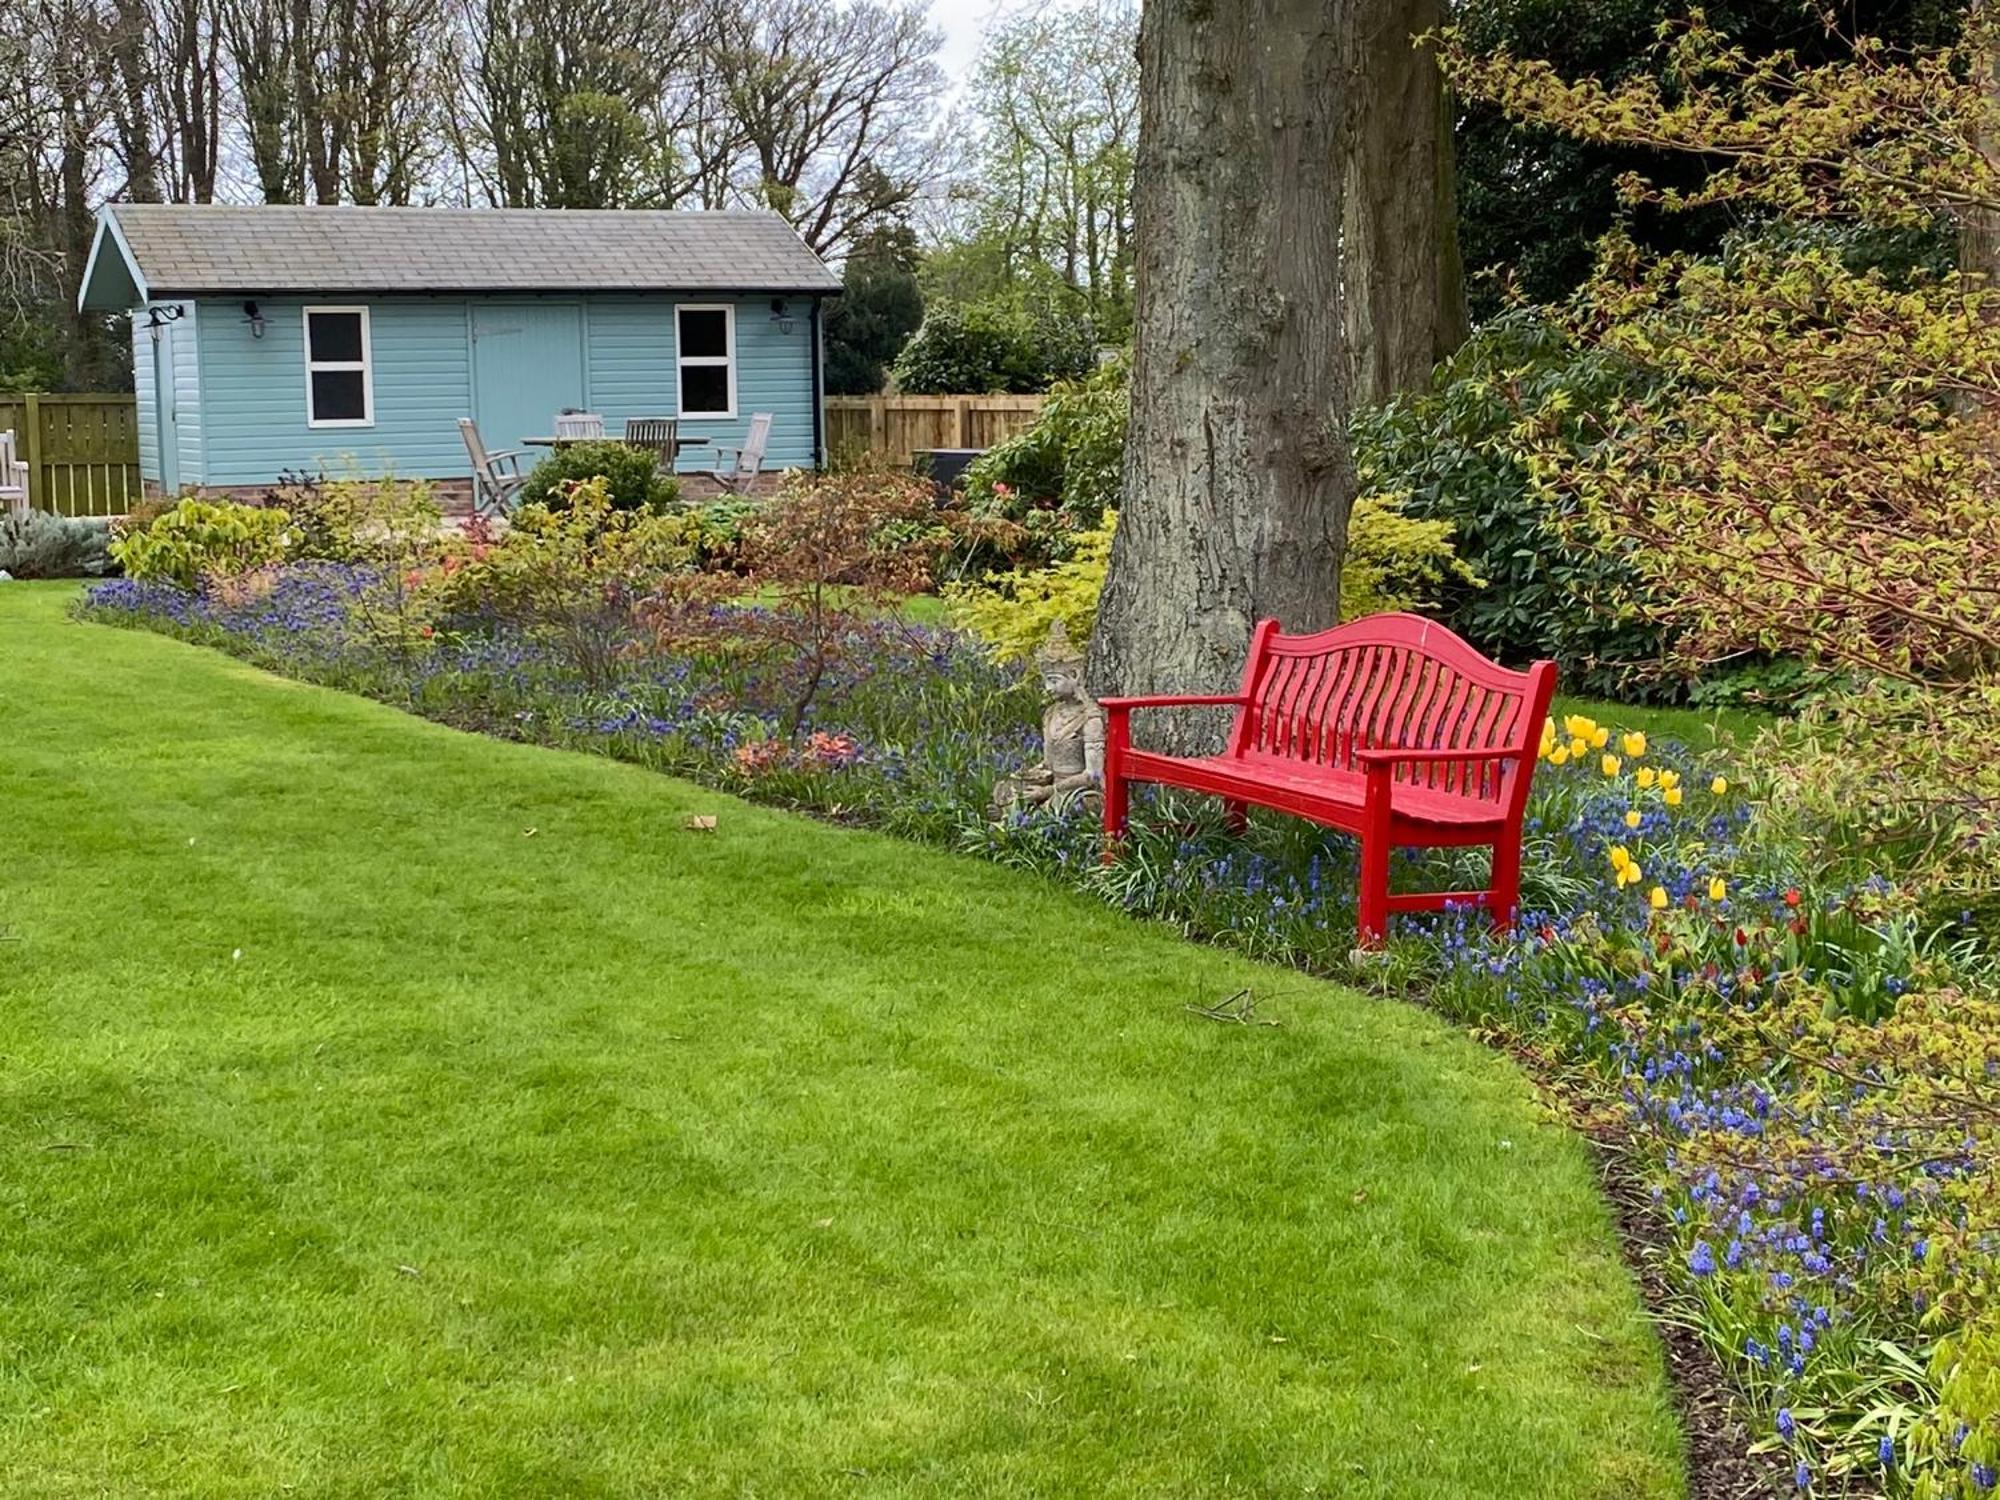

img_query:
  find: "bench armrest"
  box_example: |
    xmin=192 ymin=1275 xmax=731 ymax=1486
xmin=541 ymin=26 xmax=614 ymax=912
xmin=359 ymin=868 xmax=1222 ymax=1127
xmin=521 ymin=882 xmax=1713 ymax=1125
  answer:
xmin=1354 ymin=745 xmax=1523 ymax=766
xmin=1099 ymin=694 xmax=1248 ymax=712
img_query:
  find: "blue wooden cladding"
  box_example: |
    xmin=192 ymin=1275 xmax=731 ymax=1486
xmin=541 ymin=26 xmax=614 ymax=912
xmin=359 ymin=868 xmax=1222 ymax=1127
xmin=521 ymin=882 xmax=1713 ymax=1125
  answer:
xmin=128 ymin=292 xmax=823 ymax=491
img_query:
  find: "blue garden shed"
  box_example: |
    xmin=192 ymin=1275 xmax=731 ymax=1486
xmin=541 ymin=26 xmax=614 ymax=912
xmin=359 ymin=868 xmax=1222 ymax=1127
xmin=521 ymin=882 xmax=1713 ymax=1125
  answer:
xmin=77 ymin=204 xmax=839 ymax=500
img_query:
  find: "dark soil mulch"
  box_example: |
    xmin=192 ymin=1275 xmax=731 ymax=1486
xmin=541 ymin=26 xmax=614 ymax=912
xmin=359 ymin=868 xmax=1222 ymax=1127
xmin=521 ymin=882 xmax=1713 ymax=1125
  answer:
xmin=1589 ymin=1140 xmax=1792 ymax=1500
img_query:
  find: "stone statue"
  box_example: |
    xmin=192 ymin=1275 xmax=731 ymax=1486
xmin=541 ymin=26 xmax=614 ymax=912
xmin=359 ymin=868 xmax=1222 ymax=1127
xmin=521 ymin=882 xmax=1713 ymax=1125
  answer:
xmin=990 ymin=622 xmax=1106 ymax=818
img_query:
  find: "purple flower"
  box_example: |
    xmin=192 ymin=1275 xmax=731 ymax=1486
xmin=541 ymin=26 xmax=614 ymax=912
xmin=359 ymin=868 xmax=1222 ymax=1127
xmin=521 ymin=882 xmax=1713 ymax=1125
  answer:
xmin=1688 ymin=1240 xmax=1717 ymax=1276
xmin=1777 ymin=1408 xmax=1795 ymax=1442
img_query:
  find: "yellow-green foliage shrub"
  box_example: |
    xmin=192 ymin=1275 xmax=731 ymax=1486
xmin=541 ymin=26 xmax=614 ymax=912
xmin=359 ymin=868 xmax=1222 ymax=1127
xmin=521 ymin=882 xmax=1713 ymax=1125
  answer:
xmin=947 ymin=496 xmax=1472 ymax=663
xmin=109 ymin=498 xmax=296 ymax=589
xmin=944 ymin=515 xmax=1116 ymax=663
xmin=1339 ymin=493 xmax=1480 ymax=621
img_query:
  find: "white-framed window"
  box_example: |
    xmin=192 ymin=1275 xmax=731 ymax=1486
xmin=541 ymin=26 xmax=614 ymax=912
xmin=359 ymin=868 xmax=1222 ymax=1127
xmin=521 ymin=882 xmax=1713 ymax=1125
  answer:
xmin=304 ymin=306 xmax=373 ymax=428
xmin=675 ymin=304 xmax=736 ymax=419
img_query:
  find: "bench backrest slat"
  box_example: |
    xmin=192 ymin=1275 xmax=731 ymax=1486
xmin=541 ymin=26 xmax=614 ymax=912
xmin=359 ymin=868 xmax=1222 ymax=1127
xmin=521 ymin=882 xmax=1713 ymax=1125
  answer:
xmin=1227 ymin=613 xmax=1555 ymax=813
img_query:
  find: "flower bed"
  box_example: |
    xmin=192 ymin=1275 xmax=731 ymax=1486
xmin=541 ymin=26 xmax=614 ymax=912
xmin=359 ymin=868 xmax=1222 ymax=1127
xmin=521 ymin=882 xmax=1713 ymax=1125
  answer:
xmin=81 ymin=570 xmax=1997 ymax=1496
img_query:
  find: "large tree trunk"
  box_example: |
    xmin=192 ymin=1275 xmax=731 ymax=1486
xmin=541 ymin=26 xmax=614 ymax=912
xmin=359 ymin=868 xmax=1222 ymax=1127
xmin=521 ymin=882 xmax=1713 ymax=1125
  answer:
xmin=1343 ymin=0 xmax=1466 ymax=405
xmin=1963 ymin=0 xmax=2000 ymax=280
xmin=1088 ymin=0 xmax=1357 ymax=749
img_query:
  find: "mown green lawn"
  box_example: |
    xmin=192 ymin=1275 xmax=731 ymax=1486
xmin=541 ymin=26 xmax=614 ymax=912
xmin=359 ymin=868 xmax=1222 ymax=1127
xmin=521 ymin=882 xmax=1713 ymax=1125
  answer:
xmin=0 ymin=583 xmax=1683 ymax=1498
xmin=1555 ymin=693 xmax=1770 ymax=751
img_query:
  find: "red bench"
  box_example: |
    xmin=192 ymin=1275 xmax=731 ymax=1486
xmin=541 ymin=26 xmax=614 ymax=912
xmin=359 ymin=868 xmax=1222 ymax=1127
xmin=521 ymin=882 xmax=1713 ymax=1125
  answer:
xmin=1101 ymin=613 xmax=1557 ymax=945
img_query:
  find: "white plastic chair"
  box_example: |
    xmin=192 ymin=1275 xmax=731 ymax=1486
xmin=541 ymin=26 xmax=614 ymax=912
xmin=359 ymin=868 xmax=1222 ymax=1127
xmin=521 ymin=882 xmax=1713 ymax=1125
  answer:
xmin=702 ymin=412 xmax=772 ymax=494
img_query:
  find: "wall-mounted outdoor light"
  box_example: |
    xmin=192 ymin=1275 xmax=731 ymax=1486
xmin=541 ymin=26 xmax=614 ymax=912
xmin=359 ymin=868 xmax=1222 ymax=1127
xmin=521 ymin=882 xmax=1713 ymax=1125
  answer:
xmin=241 ymin=300 xmax=266 ymax=338
xmin=141 ymin=303 xmax=185 ymax=342
xmin=770 ymin=297 xmax=795 ymax=335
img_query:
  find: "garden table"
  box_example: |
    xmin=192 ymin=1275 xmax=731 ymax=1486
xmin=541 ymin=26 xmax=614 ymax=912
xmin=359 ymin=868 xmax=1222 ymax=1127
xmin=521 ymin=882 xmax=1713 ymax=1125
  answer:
xmin=524 ymin=435 xmax=710 ymax=456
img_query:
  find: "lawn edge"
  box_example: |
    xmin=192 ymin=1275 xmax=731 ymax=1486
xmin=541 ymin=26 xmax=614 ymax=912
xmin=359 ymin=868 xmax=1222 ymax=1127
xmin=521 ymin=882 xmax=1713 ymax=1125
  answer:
xmin=58 ymin=591 xmax=1701 ymax=1497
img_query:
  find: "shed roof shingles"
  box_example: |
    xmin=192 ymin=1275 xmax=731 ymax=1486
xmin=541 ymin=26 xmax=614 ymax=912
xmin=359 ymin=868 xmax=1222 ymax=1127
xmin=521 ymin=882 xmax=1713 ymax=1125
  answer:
xmin=107 ymin=204 xmax=840 ymax=296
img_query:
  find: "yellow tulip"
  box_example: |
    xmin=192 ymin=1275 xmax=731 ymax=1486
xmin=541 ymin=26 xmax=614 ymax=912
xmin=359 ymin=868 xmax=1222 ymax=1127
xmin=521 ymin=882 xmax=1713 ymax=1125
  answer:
xmin=1708 ymin=877 xmax=1727 ymax=902
xmin=1608 ymin=845 xmax=1631 ymax=870
xmin=1624 ymin=810 xmax=1642 ymax=829
xmin=1600 ymin=754 xmax=1621 ymax=777
xmin=1590 ymin=727 xmax=1610 ymax=749
xmin=1659 ymin=770 xmax=1681 ymax=790
xmin=1664 ymin=787 xmax=1683 ymax=807
xmin=1621 ymin=731 xmax=1647 ymax=759
xmin=1648 ymin=886 xmax=1669 ymax=910
xmin=1619 ymin=865 xmax=1643 ymax=888
xmin=1549 ymin=746 xmax=1569 ymax=766
xmin=1564 ymin=714 xmax=1596 ymax=741
xmin=1635 ymin=767 xmax=1657 ymax=789
xmin=1540 ymin=719 xmax=1557 ymax=755
xmin=1711 ymin=775 xmax=1729 ymax=796
xmin=1569 ymin=736 xmax=1590 ymax=758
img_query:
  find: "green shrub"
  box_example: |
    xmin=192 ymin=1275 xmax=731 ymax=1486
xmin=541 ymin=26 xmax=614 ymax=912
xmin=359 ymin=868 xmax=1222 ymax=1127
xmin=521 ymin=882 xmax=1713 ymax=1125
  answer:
xmin=109 ymin=498 xmax=295 ymax=589
xmin=948 ymin=496 xmax=1470 ymax=663
xmin=0 ymin=510 xmax=116 ymax=579
xmin=657 ymin=496 xmax=762 ymax=573
xmin=892 ymin=301 xmax=1096 ymax=395
xmin=518 ymin=441 xmax=681 ymax=514
xmin=444 ymin=477 xmax=694 ymax=688
xmin=824 ymin=244 xmax=925 ymax=395
xmin=264 ymin=473 xmax=441 ymax=563
xmin=1350 ymin=310 xmax=1675 ymax=697
xmin=962 ymin=356 xmax=1127 ymax=560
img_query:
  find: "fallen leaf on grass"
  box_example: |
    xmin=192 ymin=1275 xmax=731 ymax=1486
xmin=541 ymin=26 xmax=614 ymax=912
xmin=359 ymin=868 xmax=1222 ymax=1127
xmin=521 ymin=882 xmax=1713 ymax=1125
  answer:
xmin=685 ymin=815 xmax=719 ymax=832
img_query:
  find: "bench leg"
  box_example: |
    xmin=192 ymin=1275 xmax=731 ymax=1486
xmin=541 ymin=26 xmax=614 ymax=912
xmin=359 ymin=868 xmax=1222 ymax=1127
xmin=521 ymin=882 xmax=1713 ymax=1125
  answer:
xmin=1357 ymin=832 xmax=1391 ymax=947
xmin=1100 ymin=769 xmax=1130 ymax=864
xmin=1223 ymin=799 xmax=1248 ymax=837
xmin=1489 ymin=836 xmax=1522 ymax=934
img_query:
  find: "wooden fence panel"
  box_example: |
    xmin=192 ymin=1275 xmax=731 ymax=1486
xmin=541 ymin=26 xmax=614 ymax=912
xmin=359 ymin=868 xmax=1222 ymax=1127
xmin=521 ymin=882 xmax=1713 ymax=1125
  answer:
xmin=825 ymin=395 xmax=1046 ymax=467
xmin=0 ymin=393 xmax=142 ymax=518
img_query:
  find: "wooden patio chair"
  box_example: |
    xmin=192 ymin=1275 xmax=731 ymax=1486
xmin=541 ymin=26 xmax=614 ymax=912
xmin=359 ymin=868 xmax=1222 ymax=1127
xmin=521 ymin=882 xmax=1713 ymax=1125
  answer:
xmin=0 ymin=428 xmax=28 ymax=519
xmin=701 ymin=412 xmax=773 ymax=494
xmin=554 ymin=411 xmax=606 ymax=441
xmin=624 ymin=417 xmax=679 ymax=473
xmin=458 ymin=417 xmax=528 ymax=516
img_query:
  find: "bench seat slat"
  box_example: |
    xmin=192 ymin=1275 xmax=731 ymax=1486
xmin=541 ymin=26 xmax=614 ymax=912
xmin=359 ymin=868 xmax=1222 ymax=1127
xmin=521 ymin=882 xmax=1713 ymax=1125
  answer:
xmin=1122 ymin=751 xmax=1511 ymax=830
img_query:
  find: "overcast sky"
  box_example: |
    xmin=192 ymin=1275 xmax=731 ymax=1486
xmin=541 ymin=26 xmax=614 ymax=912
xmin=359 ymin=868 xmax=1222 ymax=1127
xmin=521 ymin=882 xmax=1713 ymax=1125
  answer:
xmin=927 ymin=0 xmax=1043 ymax=83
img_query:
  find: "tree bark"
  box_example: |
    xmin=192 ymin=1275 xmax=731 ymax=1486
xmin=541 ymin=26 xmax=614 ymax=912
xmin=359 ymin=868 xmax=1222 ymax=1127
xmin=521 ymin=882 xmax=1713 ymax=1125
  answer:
xmin=1962 ymin=0 xmax=2000 ymax=281
xmin=1342 ymin=0 xmax=1466 ymax=406
xmin=1088 ymin=0 xmax=1357 ymax=748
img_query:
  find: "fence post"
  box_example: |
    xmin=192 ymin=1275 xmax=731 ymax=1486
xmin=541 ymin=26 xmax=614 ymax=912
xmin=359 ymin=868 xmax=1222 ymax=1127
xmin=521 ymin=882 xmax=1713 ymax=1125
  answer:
xmin=21 ymin=391 xmax=40 ymax=507
xmin=955 ymin=397 xmax=972 ymax=448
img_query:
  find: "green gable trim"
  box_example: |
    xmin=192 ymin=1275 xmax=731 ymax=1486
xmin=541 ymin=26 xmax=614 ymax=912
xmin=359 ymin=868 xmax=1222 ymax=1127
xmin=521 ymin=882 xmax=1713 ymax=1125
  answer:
xmin=78 ymin=211 xmax=149 ymax=313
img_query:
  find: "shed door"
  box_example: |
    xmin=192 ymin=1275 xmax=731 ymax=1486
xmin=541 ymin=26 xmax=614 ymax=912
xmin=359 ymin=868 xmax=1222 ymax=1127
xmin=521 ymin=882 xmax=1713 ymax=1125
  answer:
xmin=470 ymin=303 xmax=586 ymax=451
